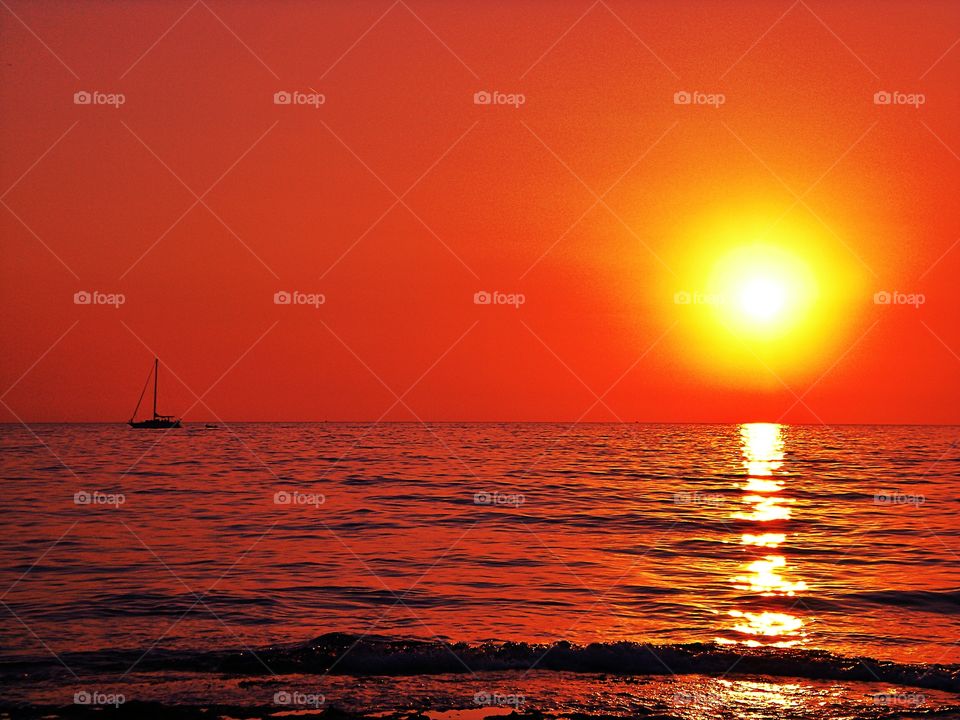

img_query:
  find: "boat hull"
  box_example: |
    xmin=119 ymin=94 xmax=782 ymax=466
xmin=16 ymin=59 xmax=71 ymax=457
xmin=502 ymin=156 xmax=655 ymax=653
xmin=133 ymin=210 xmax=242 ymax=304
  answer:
xmin=128 ymin=419 xmax=181 ymax=429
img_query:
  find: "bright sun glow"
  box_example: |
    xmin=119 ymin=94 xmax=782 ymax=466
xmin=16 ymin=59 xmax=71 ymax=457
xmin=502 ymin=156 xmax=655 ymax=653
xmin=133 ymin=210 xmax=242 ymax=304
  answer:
xmin=708 ymin=243 xmax=816 ymax=339
xmin=739 ymin=276 xmax=787 ymax=321
xmin=667 ymin=209 xmax=865 ymax=385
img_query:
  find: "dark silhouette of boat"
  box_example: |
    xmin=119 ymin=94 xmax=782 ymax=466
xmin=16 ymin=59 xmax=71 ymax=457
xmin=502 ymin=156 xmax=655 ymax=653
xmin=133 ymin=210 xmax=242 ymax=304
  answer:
xmin=129 ymin=357 xmax=181 ymax=428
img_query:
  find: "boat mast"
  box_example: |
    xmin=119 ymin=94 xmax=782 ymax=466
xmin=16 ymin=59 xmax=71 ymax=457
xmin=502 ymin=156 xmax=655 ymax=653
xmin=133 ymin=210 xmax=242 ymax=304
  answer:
xmin=153 ymin=357 xmax=158 ymax=419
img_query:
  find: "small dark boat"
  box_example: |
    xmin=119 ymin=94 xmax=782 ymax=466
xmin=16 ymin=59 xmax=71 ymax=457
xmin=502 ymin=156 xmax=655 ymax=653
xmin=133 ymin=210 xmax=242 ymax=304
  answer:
xmin=128 ymin=357 xmax=181 ymax=429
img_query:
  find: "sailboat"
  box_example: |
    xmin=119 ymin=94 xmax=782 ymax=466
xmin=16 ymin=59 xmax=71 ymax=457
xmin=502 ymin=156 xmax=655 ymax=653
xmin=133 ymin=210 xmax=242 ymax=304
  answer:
xmin=128 ymin=357 xmax=181 ymax=429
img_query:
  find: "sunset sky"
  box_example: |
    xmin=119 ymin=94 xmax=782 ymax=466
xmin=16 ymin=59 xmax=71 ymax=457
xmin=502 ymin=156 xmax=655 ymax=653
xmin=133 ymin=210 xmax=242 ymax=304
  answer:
xmin=1 ymin=0 xmax=958 ymax=423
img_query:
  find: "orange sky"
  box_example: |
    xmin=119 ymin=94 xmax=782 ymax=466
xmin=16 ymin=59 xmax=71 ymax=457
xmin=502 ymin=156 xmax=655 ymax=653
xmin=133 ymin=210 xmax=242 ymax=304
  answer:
xmin=1 ymin=0 xmax=958 ymax=423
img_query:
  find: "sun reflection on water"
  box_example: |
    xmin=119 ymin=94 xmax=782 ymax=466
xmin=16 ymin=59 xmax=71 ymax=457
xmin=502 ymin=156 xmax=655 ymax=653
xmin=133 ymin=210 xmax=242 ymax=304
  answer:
xmin=743 ymin=477 xmax=784 ymax=493
xmin=732 ymin=494 xmax=794 ymax=522
xmin=740 ymin=422 xmax=783 ymax=477
xmin=732 ymin=555 xmax=808 ymax=596
xmin=728 ymin=609 xmax=805 ymax=646
xmin=718 ymin=423 xmax=809 ymax=648
xmin=741 ymin=533 xmax=785 ymax=548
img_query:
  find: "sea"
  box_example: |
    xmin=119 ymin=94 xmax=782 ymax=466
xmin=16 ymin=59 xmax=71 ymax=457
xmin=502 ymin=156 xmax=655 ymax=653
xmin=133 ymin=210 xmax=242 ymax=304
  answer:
xmin=1 ymin=422 xmax=958 ymax=719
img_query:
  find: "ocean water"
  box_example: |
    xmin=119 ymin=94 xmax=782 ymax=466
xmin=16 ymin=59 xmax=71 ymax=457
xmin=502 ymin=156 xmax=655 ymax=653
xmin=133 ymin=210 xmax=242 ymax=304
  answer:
xmin=1 ymin=422 xmax=958 ymax=718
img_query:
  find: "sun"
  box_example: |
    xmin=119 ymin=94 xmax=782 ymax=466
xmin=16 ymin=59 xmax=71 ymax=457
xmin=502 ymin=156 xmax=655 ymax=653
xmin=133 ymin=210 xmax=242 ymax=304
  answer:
xmin=709 ymin=244 xmax=814 ymax=337
xmin=665 ymin=208 xmax=866 ymax=385
xmin=738 ymin=276 xmax=787 ymax=322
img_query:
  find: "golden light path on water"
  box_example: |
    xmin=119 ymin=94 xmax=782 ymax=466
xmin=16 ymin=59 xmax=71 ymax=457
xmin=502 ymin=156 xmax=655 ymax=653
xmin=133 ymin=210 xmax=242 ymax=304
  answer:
xmin=718 ymin=423 xmax=809 ymax=648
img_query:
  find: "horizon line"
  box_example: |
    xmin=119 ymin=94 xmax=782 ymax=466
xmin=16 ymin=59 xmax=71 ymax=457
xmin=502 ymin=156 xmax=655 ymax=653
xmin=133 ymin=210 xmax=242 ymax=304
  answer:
xmin=2 ymin=420 xmax=959 ymax=427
